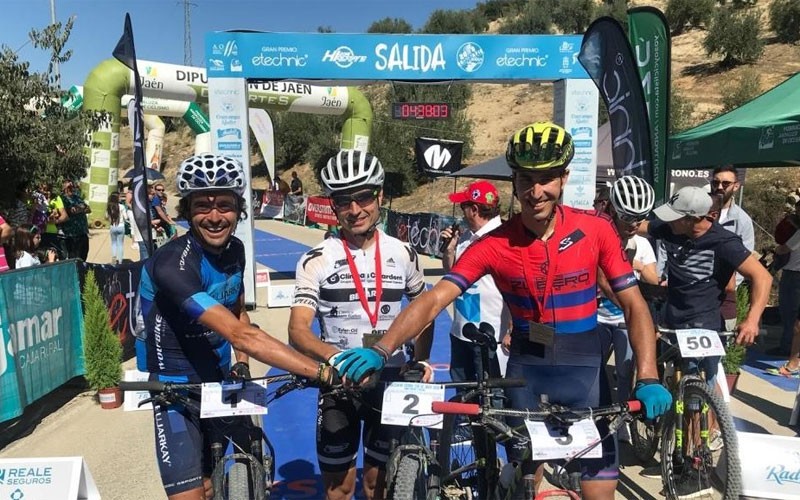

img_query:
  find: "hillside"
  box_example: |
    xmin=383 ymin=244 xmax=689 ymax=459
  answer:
xmin=122 ymin=0 xmax=800 ymax=225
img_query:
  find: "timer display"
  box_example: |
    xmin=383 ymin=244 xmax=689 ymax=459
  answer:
xmin=391 ymin=102 xmax=451 ymax=120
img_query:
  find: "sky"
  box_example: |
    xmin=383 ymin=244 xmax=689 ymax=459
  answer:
xmin=1 ymin=0 xmax=482 ymax=88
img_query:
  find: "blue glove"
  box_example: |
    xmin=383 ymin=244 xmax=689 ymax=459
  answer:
xmin=634 ymin=379 xmax=672 ymax=420
xmin=336 ymin=347 xmax=386 ymax=382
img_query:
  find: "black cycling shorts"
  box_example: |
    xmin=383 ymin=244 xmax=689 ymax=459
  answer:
xmin=316 ymin=368 xmax=404 ymax=473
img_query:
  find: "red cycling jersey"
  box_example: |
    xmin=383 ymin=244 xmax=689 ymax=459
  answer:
xmin=445 ymin=206 xmax=637 ymax=366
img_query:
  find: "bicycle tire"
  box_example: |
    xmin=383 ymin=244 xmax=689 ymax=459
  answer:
xmin=438 ymin=403 xmax=498 ymax=498
xmin=631 ymin=416 xmax=661 ymax=464
xmin=227 ymin=462 xmax=250 ymax=500
xmin=660 ymin=380 xmax=741 ymax=500
xmin=388 ymin=451 xmax=424 ymax=500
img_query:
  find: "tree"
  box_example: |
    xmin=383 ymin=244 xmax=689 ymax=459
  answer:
xmin=367 ymin=17 xmax=413 ymax=34
xmin=273 ymin=112 xmax=340 ymax=170
xmin=552 ymin=0 xmax=596 ymax=34
xmin=499 ymin=0 xmax=553 ymax=34
xmin=597 ymin=0 xmax=630 ymax=32
xmin=719 ymin=68 xmax=761 ymax=113
xmin=769 ymin=0 xmax=800 ymax=43
xmin=665 ymin=0 xmax=715 ymax=34
xmin=669 ymin=87 xmax=696 ymax=134
xmin=0 ymin=19 xmax=94 ymax=206
xmin=703 ymin=6 xmax=764 ymax=65
xmin=422 ymin=9 xmax=487 ymax=34
xmin=475 ymin=0 xmax=528 ymax=22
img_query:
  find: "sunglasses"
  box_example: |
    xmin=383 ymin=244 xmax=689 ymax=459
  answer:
xmin=191 ymin=200 xmax=238 ymax=214
xmin=711 ymin=180 xmax=734 ymax=189
xmin=155 ymin=188 xmax=165 ymax=192
xmin=616 ymin=212 xmax=645 ymax=225
xmin=331 ymin=189 xmax=379 ymax=209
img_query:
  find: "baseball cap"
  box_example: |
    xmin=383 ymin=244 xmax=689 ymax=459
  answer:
xmin=653 ymin=186 xmax=712 ymax=222
xmin=448 ymin=180 xmax=499 ymax=206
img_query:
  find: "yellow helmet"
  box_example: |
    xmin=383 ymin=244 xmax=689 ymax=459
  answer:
xmin=505 ymin=122 xmax=574 ymax=170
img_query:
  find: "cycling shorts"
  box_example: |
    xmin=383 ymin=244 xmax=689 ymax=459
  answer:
xmin=316 ymin=368 xmax=404 ymax=473
xmin=150 ymin=374 xmax=256 ymax=496
xmin=504 ymin=362 xmax=618 ymax=481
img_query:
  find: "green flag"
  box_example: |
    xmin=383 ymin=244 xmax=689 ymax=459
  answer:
xmin=628 ymin=7 xmax=671 ymax=203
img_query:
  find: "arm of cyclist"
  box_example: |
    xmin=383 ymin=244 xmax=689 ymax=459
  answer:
xmin=199 ymin=303 xmax=333 ymax=383
xmin=288 ymin=305 xmax=340 ymax=364
xmin=228 ymin=305 xmax=252 ymax=379
xmin=734 ymin=254 xmax=773 ymax=345
xmin=596 ymin=267 xmax=621 ymax=308
xmin=338 ymin=280 xmax=462 ymax=383
xmin=409 ymin=322 xmax=435 ymax=382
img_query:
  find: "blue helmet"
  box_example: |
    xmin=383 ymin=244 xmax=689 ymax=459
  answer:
xmin=176 ymin=154 xmax=246 ymax=197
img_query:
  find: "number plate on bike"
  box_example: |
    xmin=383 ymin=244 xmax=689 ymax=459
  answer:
xmin=200 ymin=380 xmax=270 ymax=418
xmin=524 ymin=419 xmax=602 ymax=460
xmin=675 ymin=329 xmax=726 ymax=358
xmin=381 ymin=382 xmax=445 ymax=429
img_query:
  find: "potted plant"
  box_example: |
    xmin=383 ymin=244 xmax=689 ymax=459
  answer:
xmin=723 ymin=283 xmax=751 ymax=394
xmin=82 ymin=269 xmax=123 ymax=409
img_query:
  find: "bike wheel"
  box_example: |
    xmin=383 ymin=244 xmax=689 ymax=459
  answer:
xmin=438 ymin=409 xmax=497 ymax=498
xmin=629 ymin=365 xmax=666 ymax=464
xmin=660 ymin=380 xmax=741 ymax=500
xmin=388 ymin=450 xmax=425 ymax=500
xmin=227 ymin=462 xmax=250 ymax=500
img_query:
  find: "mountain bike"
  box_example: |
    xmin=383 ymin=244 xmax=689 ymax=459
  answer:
xmin=121 ymin=373 xmax=313 ymax=500
xmin=655 ymin=328 xmax=741 ymax=500
xmin=433 ymin=396 xmax=643 ymax=499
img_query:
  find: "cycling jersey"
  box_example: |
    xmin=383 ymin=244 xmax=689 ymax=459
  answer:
xmin=445 ymin=207 xmax=637 ymax=367
xmin=292 ymin=229 xmax=425 ymax=367
xmin=139 ymin=232 xmax=244 ymax=380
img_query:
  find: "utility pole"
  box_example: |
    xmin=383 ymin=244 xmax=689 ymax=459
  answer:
xmin=183 ymin=0 xmax=194 ymax=67
xmin=50 ymin=0 xmax=60 ymax=88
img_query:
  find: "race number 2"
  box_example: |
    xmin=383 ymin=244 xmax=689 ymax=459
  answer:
xmin=675 ymin=329 xmax=726 ymax=358
xmin=381 ymin=382 xmax=445 ymax=429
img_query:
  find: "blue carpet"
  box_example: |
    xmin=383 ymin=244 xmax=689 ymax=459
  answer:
xmin=741 ymin=349 xmax=800 ymax=393
xmin=264 ymin=293 xmax=454 ymax=499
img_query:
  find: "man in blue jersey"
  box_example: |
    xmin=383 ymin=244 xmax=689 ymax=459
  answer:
xmin=138 ymin=153 xmax=338 ymax=500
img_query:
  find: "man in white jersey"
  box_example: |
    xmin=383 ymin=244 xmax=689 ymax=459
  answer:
xmin=594 ymin=176 xmax=658 ymax=443
xmin=441 ymin=180 xmax=511 ymax=379
xmin=289 ymin=150 xmax=433 ymax=500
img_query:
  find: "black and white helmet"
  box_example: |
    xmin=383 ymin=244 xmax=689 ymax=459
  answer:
xmin=320 ymin=150 xmax=384 ymax=195
xmin=610 ymin=175 xmax=655 ymax=218
xmin=176 ymin=154 xmax=246 ymax=197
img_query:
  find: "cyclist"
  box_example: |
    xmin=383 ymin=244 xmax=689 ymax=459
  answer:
xmin=334 ymin=123 xmax=671 ymax=500
xmin=288 ymin=149 xmax=433 ymax=500
xmin=641 ymin=185 xmax=772 ymax=497
xmin=138 ymin=153 xmax=338 ymax=500
xmin=595 ymin=176 xmax=659 ymax=443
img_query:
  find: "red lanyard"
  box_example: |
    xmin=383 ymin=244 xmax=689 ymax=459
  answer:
xmin=520 ymin=222 xmax=559 ymax=320
xmin=342 ymin=232 xmax=382 ymax=329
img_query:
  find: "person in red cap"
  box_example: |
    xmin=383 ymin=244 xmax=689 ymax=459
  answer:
xmin=441 ymin=180 xmax=511 ymax=382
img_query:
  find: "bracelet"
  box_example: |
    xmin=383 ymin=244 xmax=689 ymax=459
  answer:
xmin=316 ymin=363 xmax=327 ymax=382
xmin=372 ymin=342 xmax=391 ymax=362
xmin=414 ymin=360 xmax=432 ymax=371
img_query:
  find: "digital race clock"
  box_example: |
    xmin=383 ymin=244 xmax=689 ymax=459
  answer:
xmin=391 ymin=102 xmax=451 ymax=120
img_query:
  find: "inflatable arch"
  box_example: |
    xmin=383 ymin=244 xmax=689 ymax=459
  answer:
xmin=81 ymin=58 xmax=373 ymax=225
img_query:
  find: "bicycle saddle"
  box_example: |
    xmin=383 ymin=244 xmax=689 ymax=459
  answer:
xmin=462 ymin=322 xmax=497 ymax=349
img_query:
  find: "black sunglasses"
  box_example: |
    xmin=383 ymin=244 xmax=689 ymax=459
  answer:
xmin=711 ymin=180 xmax=734 ymax=189
xmin=615 ymin=212 xmax=646 ymax=225
xmin=331 ymin=189 xmax=379 ymax=209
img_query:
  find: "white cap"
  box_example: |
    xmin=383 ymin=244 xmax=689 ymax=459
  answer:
xmin=653 ymin=186 xmax=712 ymax=222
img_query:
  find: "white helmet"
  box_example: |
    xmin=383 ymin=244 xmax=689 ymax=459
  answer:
xmin=176 ymin=154 xmax=246 ymax=197
xmin=610 ymin=175 xmax=655 ymax=218
xmin=321 ymin=150 xmax=384 ymax=195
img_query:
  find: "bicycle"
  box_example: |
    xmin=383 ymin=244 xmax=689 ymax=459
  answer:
xmin=653 ymin=327 xmax=742 ymax=500
xmin=121 ymin=373 xmax=314 ymax=500
xmin=433 ymin=395 xmax=643 ymax=499
xmin=384 ymin=323 xmax=526 ymax=500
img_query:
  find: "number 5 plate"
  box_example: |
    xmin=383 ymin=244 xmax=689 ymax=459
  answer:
xmin=524 ymin=418 xmax=602 ymax=460
xmin=675 ymin=329 xmax=726 ymax=358
xmin=381 ymin=382 xmax=445 ymax=429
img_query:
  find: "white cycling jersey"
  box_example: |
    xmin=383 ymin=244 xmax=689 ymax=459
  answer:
xmin=292 ymin=229 xmax=426 ymax=367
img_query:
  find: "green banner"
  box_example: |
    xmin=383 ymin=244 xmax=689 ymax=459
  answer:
xmin=628 ymin=7 xmax=671 ymax=204
xmin=0 ymin=262 xmax=85 ymax=422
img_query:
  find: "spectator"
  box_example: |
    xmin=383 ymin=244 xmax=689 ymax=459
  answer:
xmin=0 ymin=214 xmax=11 ymax=272
xmin=765 ymin=316 xmax=800 ymax=378
xmin=441 ymin=180 xmax=510 ymax=381
xmin=12 ymin=224 xmax=56 ymax=268
xmin=106 ymin=192 xmax=126 ymax=265
xmin=7 ymin=182 xmax=32 ymax=229
xmin=773 ymin=198 xmax=800 ymax=356
xmin=712 ymin=166 xmax=755 ymax=332
xmin=61 ymin=180 xmax=91 ymax=260
xmin=117 ymin=180 xmax=125 ymax=194
xmin=30 ymin=184 xmax=50 ymax=233
xmin=41 ymin=183 xmax=68 ymax=259
xmin=152 ymin=182 xmax=176 ymax=239
xmin=290 ymin=171 xmax=303 ymax=196
xmin=159 ymin=190 xmax=177 ymax=239
xmin=125 ymin=188 xmax=148 ymax=261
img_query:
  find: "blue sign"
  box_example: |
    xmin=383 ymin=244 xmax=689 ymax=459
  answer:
xmin=205 ymin=33 xmax=589 ymax=81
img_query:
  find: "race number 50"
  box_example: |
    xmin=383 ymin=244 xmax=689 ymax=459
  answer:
xmin=675 ymin=329 xmax=726 ymax=358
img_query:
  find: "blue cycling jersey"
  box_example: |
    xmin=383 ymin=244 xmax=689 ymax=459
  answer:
xmin=139 ymin=232 xmax=244 ymax=380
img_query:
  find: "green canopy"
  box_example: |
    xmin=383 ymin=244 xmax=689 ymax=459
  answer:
xmin=668 ymin=73 xmax=800 ymax=170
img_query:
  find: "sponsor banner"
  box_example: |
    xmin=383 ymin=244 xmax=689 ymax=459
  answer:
xmin=249 ymin=109 xmax=276 ymax=182
xmin=77 ymin=262 xmax=144 ymax=361
xmin=253 ymin=188 xmax=285 ymax=219
xmin=668 ymin=167 xmax=747 ymax=197
xmin=0 ymin=262 xmax=85 ymax=423
xmin=553 ymin=79 xmax=599 ymax=209
xmin=738 ymin=431 xmax=800 ymax=499
xmin=385 ymin=211 xmax=458 ymax=258
xmin=579 ymin=17 xmax=654 ymax=184
xmin=415 ymin=137 xmax=464 ymax=177
xmin=628 ymin=7 xmax=671 ymax=204
xmin=204 ymin=33 xmax=589 ymax=81
xmin=305 ymin=196 xmax=338 ymax=226
xmin=0 ymin=456 xmax=100 ymax=500
xmin=283 ymin=195 xmax=307 ymax=225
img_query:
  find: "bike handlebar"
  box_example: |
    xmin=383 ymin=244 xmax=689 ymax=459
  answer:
xmin=432 ymin=400 xmax=643 ymax=420
xmin=657 ymin=327 xmax=735 ymax=337
xmin=432 ymin=401 xmax=481 ymax=415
